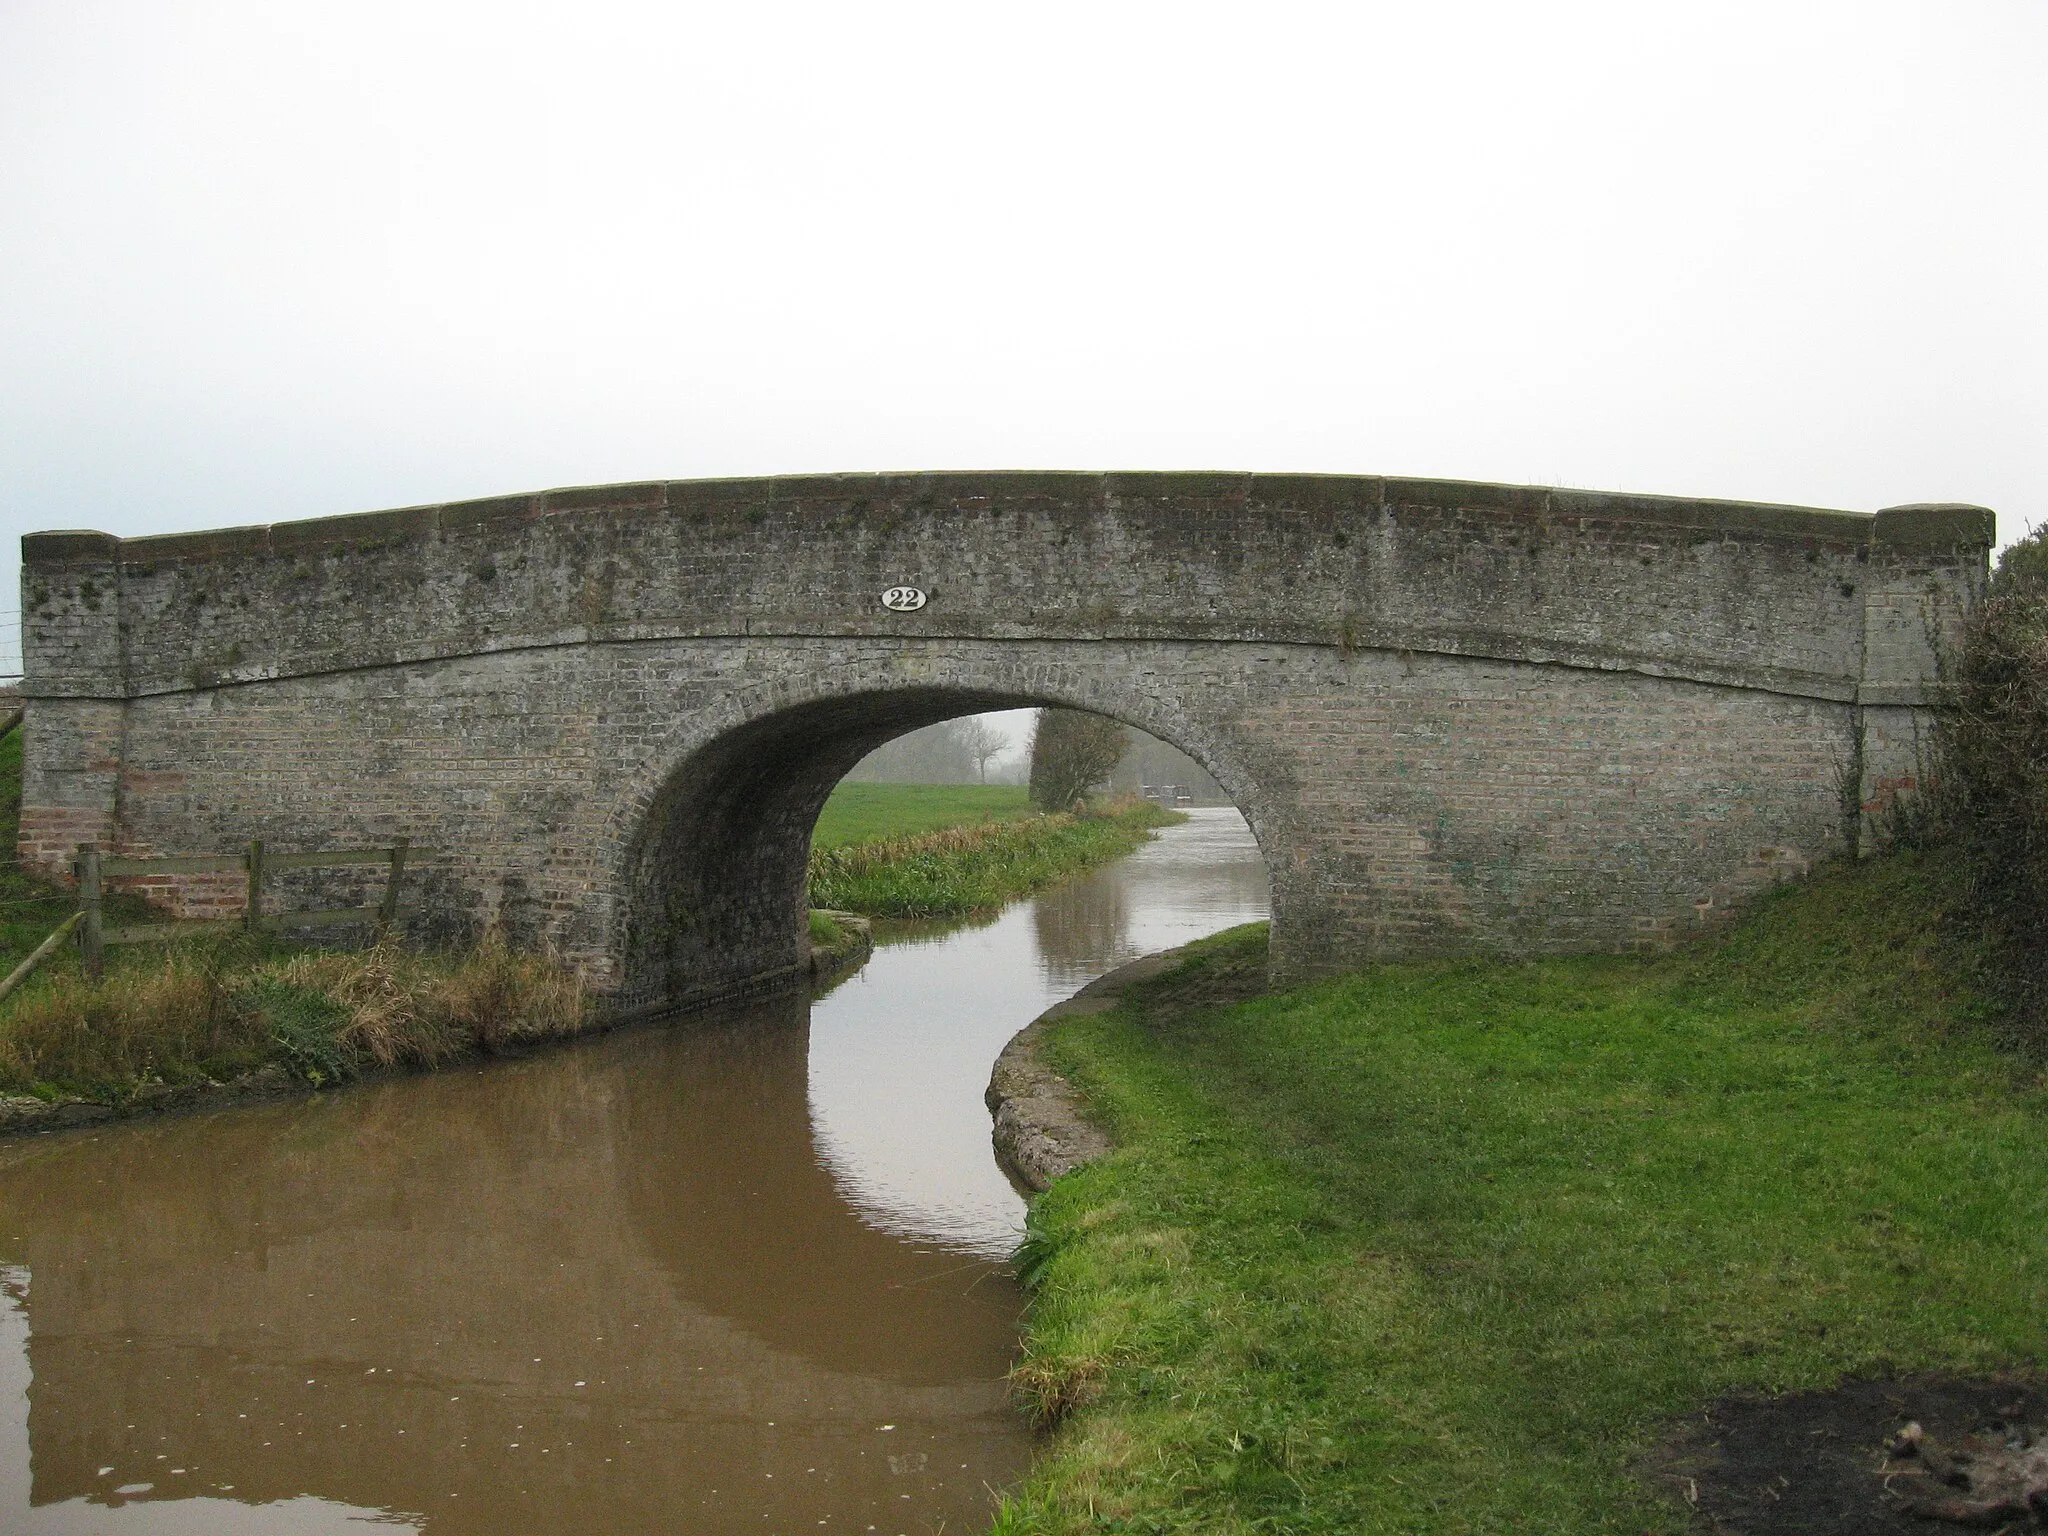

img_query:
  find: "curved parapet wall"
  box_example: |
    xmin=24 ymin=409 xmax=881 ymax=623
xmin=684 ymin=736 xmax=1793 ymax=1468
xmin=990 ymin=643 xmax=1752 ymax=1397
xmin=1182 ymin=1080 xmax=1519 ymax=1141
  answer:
xmin=22 ymin=472 xmax=1990 ymax=702
xmin=17 ymin=473 xmax=1993 ymax=1007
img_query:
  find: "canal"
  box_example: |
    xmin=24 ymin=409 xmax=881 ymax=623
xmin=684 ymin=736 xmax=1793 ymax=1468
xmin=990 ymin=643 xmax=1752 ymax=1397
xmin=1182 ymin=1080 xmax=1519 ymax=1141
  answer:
xmin=0 ymin=808 xmax=1267 ymax=1534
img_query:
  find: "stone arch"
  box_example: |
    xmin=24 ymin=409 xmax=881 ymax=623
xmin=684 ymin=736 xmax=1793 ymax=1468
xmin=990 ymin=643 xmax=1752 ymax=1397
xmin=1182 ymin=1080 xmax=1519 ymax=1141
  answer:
xmin=600 ymin=649 xmax=1276 ymax=1016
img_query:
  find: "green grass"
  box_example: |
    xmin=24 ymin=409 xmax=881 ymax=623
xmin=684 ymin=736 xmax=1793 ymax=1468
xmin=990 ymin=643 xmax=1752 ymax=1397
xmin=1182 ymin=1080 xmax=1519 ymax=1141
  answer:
xmin=808 ymin=799 xmax=1184 ymax=917
xmin=997 ymin=850 xmax=2048 ymax=1534
xmin=810 ymin=781 xmax=1036 ymax=850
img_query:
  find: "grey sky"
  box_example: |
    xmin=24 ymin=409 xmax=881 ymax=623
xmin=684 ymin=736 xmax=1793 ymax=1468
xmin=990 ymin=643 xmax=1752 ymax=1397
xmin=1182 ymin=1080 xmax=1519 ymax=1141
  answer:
xmin=2 ymin=2 xmax=2043 ymax=679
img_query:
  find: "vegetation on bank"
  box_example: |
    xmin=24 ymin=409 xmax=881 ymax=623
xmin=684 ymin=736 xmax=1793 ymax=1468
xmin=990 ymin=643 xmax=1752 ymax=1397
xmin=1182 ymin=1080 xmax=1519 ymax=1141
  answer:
xmin=0 ymin=930 xmax=592 ymax=1102
xmin=810 ymin=781 xmax=1036 ymax=850
xmin=996 ymin=849 xmax=2048 ymax=1534
xmin=1889 ymin=523 xmax=2048 ymax=1046
xmin=0 ymin=726 xmax=595 ymax=1105
xmin=806 ymin=908 xmax=869 ymax=968
xmin=808 ymin=796 xmax=1185 ymax=918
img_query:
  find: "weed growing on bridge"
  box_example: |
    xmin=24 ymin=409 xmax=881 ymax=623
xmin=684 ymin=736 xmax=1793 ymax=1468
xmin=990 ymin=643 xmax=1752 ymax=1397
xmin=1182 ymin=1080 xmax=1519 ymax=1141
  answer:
xmin=995 ymin=851 xmax=2048 ymax=1535
xmin=808 ymin=797 xmax=1182 ymax=917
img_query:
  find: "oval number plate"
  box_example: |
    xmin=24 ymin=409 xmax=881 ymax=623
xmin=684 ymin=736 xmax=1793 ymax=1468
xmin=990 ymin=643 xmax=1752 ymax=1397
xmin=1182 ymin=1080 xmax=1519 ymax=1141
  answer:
xmin=880 ymin=585 xmax=928 ymax=612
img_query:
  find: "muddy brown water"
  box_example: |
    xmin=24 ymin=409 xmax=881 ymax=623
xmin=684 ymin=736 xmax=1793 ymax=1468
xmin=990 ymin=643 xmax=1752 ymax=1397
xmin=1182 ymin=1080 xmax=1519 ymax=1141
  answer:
xmin=0 ymin=808 xmax=1267 ymax=1534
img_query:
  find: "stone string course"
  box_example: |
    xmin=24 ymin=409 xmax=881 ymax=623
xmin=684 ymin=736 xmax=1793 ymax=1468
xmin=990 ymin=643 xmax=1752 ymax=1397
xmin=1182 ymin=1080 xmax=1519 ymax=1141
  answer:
xmin=17 ymin=472 xmax=1991 ymax=1012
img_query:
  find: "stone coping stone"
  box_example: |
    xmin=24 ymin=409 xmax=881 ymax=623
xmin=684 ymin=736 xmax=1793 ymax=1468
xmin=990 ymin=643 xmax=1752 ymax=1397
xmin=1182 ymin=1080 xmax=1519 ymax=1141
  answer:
xmin=21 ymin=473 xmax=1994 ymax=568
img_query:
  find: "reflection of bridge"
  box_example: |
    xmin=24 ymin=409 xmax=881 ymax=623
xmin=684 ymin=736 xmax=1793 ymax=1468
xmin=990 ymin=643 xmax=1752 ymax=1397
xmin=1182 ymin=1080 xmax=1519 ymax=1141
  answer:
xmin=19 ymin=473 xmax=1989 ymax=1012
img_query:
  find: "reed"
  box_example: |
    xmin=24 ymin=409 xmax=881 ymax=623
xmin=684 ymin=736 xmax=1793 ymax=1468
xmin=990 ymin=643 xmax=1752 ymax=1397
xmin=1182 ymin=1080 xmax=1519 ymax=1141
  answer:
xmin=0 ymin=931 xmax=592 ymax=1099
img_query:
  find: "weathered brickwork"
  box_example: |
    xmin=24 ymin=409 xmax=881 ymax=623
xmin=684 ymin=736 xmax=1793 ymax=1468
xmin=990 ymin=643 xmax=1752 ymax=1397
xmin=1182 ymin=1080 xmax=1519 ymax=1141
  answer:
xmin=17 ymin=473 xmax=1991 ymax=1012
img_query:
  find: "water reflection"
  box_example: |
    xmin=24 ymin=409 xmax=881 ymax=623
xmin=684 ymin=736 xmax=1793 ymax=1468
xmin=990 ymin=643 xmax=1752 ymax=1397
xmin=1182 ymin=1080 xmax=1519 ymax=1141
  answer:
xmin=0 ymin=1008 xmax=1027 ymax=1533
xmin=808 ymin=808 xmax=1269 ymax=1254
xmin=0 ymin=808 xmax=1268 ymax=1533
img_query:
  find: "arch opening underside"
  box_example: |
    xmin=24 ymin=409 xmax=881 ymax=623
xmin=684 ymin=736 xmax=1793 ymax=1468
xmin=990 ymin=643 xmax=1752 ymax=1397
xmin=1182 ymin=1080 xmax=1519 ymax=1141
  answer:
xmin=615 ymin=685 xmax=1264 ymax=1016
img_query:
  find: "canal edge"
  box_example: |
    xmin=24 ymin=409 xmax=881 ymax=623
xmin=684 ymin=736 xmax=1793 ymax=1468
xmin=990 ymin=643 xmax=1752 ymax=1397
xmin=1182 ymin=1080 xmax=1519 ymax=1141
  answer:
xmin=986 ymin=944 xmax=1194 ymax=1194
xmin=0 ymin=914 xmax=879 ymax=1143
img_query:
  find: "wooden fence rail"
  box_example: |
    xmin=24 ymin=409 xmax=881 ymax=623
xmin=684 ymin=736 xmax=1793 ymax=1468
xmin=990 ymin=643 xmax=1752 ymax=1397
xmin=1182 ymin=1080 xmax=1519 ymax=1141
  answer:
xmin=0 ymin=912 xmax=84 ymax=1007
xmin=70 ymin=839 xmax=430 ymax=982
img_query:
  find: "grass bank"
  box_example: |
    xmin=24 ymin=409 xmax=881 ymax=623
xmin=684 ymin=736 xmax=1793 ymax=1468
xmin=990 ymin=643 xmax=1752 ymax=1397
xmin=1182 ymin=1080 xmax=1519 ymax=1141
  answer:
xmin=998 ymin=850 xmax=2048 ymax=1533
xmin=0 ymin=726 xmax=597 ymax=1108
xmin=0 ymin=931 xmax=592 ymax=1103
xmin=809 ymin=796 xmax=1185 ymax=918
xmin=811 ymin=781 xmax=1036 ymax=849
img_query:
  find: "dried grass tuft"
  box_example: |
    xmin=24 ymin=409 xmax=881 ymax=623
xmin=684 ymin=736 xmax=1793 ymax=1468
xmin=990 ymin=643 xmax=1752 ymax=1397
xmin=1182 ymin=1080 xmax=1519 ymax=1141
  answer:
xmin=1 ymin=928 xmax=593 ymax=1096
xmin=430 ymin=929 xmax=587 ymax=1051
xmin=0 ymin=952 xmax=264 ymax=1091
xmin=263 ymin=930 xmax=589 ymax=1068
xmin=1008 ymin=1351 xmax=1109 ymax=1428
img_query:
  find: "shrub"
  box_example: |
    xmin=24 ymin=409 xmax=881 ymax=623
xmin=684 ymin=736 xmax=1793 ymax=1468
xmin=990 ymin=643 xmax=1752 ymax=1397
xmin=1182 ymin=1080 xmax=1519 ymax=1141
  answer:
xmin=1029 ymin=709 xmax=1128 ymax=812
xmin=1906 ymin=526 xmax=2048 ymax=1043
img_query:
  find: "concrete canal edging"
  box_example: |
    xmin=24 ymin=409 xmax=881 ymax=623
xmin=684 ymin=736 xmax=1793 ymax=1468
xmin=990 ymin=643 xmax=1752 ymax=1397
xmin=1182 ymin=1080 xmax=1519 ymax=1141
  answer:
xmin=986 ymin=944 xmax=1197 ymax=1193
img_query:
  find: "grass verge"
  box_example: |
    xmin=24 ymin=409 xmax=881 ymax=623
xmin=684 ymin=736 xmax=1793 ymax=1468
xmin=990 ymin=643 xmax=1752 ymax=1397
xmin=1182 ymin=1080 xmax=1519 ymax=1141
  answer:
xmin=808 ymin=797 xmax=1185 ymax=918
xmin=996 ymin=849 xmax=2048 ymax=1534
xmin=811 ymin=782 xmax=1036 ymax=850
xmin=0 ymin=931 xmax=591 ymax=1101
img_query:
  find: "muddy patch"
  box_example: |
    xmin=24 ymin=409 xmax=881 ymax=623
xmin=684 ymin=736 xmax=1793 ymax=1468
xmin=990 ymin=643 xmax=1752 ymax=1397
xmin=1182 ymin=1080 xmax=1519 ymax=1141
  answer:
xmin=1652 ymin=1373 xmax=2048 ymax=1533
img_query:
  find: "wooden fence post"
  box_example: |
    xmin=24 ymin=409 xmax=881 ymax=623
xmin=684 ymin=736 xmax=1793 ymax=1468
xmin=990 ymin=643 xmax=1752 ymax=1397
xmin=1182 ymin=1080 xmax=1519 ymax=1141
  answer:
xmin=245 ymin=839 xmax=265 ymax=933
xmin=376 ymin=837 xmax=410 ymax=939
xmin=76 ymin=845 xmax=103 ymax=982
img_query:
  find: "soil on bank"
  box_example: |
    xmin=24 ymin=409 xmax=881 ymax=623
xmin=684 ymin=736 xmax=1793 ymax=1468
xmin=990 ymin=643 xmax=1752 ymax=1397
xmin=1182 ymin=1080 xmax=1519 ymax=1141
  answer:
xmin=1650 ymin=1372 xmax=2048 ymax=1535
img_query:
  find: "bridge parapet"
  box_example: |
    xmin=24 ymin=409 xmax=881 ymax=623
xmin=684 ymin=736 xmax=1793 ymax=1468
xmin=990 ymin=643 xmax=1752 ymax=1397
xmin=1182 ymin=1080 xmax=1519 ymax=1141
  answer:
xmin=22 ymin=474 xmax=1989 ymax=707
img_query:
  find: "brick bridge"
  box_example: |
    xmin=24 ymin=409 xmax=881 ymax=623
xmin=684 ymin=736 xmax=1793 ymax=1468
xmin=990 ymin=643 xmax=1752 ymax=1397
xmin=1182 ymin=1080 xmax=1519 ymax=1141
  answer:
xmin=17 ymin=473 xmax=1991 ymax=1016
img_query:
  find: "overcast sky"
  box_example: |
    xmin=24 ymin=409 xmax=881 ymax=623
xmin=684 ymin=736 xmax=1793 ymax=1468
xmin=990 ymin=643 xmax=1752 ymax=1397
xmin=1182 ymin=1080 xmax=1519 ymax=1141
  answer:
xmin=2 ymin=2 xmax=2043 ymax=678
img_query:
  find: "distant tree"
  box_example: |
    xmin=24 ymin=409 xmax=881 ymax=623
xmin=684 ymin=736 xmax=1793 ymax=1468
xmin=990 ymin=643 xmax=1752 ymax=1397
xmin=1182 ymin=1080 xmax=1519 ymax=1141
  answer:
xmin=1028 ymin=709 xmax=1128 ymax=812
xmin=956 ymin=716 xmax=1007 ymax=783
xmin=842 ymin=719 xmax=978 ymax=783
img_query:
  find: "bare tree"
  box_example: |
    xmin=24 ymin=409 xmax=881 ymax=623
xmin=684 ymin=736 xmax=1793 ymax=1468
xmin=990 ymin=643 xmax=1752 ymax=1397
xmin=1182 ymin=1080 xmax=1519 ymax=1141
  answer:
xmin=841 ymin=719 xmax=977 ymax=783
xmin=1028 ymin=709 xmax=1128 ymax=812
xmin=956 ymin=715 xmax=1008 ymax=783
